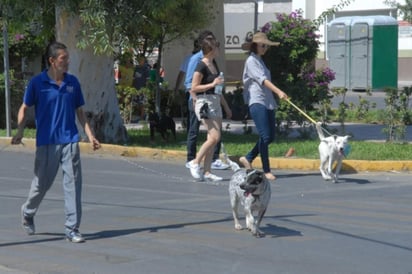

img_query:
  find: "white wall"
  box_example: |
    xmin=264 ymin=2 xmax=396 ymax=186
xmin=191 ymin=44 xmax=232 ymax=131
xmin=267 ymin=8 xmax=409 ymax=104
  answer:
xmin=224 ymin=2 xmax=291 ymax=53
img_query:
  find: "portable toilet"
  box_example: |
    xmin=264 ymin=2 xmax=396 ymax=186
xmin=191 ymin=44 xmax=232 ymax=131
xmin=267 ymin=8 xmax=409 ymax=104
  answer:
xmin=350 ymin=16 xmax=398 ymax=91
xmin=327 ymin=17 xmax=353 ymax=89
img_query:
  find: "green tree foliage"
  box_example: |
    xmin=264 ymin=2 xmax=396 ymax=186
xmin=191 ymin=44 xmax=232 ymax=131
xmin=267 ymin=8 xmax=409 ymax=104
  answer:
xmin=384 ymin=0 xmax=412 ymax=23
xmin=0 ymin=70 xmax=25 ymax=128
xmin=75 ymin=0 xmax=215 ymax=55
xmin=0 ymin=0 xmax=56 ymax=54
xmin=73 ymin=0 xmax=216 ymax=114
xmin=2 ymin=0 xmax=215 ymax=66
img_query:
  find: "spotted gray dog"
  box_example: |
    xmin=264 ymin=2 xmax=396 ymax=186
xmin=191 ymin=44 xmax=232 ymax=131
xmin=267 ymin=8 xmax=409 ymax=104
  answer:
xmin=229 ymin=169 xmax=271 ymax=237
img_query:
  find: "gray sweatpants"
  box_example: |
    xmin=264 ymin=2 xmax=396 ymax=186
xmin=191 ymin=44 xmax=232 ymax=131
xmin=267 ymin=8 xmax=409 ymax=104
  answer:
xmin=21 ymin=143 xmax=82 ymax=232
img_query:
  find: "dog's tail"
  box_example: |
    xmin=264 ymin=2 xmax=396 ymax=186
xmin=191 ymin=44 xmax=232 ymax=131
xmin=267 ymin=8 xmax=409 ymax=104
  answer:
xmin=315 ymin=122 xmax=325 ymax=140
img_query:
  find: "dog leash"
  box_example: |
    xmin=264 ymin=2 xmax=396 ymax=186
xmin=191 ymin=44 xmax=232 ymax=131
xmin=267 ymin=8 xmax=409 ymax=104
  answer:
xmin=286 ymin=99 xmax=317 ymax=124
xmin=286 ymin=98 xmax=333 ymax=137
xmin=286 ymin=98 xmax=352 ymax=157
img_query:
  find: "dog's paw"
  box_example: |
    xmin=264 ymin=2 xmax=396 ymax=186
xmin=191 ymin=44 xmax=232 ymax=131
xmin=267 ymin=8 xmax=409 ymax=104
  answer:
xmin=254 ymin=229 xmax=265 ymax=238
xmin=250 ymin=227 xmax=265 ymax=238
xmin=234 ymin=224 xmax=243 ymax=230
xmin=246 ymin=223 xmax=254 ymax=231
xmin=331 ymin=174 xmax=339 ymax=183
xmin=322 ymin=174 xmax=332 ymax=181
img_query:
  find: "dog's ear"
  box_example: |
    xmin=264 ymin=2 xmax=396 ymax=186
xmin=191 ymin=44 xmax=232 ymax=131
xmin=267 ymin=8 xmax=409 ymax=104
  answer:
xmin=246 ymin=170 xmax=264 ymax=185
xmin=254 ymin=171 xmax=264 ymax=183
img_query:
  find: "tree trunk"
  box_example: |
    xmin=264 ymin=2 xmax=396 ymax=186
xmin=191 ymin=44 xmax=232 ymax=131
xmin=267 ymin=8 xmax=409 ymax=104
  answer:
xmin=55 ymin=7 xmax=127 ymax=144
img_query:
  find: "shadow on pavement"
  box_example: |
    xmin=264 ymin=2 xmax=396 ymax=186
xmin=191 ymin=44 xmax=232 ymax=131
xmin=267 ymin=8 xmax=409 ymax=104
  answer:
xmin=0 ymin=233 xmax=64 ymax=248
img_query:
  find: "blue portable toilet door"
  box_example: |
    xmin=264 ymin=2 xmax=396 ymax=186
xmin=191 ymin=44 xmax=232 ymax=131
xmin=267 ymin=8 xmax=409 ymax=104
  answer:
xmin=327 ymin=23 xmax=348 ymax=88
xmin=350 ymin=23 xmax=369 ymax=90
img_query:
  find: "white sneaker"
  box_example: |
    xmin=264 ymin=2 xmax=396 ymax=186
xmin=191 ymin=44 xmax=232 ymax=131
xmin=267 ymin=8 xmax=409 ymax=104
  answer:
xmin=211 ymin=159 xmax=229 ymax=170
xmin=188 ymin=160 xmax=202 ymax=179
xmin=204 ymin=173 xmax=223 ymax=182
xmin=185 ymin=161 xmax=191 ymax=169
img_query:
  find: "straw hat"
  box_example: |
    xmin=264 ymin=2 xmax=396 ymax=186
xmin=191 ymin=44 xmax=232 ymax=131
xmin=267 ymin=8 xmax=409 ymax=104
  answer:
xmin=241 ymin=32 xmax=280 ymax=51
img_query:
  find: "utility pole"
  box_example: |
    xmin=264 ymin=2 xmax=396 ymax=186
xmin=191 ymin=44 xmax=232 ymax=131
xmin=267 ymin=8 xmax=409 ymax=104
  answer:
xmin=254 ymin=1 xmax=264 ymax=32
xmin=2 ymin=20 xmax=12 ymax=137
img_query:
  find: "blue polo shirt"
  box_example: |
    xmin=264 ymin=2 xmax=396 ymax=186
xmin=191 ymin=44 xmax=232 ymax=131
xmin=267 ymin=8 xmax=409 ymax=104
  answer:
xmin=184 ymin=50 xmax=203 ymax=91
xmin=23 ymin=70 xmax=85 ymax=146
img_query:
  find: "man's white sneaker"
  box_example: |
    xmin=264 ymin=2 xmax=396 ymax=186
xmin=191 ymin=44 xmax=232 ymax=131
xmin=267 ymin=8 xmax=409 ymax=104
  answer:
xmin=211 ymin=159 xmax=229 ymax=170
xmin=185 ymin=161 xmax=191 ymax=169
xmin=188 ymin=160 xmax=202 ymax=179
xmin=204 ymin=173 xmax=223 ymax=182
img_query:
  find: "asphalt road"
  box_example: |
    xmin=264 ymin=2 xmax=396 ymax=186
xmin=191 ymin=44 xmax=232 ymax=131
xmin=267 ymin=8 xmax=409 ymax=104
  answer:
xmin=1 ymin=147 xmax=411 ymax=274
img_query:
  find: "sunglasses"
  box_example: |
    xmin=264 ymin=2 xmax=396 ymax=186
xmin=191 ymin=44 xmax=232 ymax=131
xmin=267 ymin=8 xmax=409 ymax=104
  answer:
xmin=259 ymin=44 xmax=269 ymax=49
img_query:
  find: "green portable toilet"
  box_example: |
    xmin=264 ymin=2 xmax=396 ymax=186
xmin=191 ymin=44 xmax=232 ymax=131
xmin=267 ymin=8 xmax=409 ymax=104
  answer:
xmin=350 ymin=16 xmax=398 ymax=91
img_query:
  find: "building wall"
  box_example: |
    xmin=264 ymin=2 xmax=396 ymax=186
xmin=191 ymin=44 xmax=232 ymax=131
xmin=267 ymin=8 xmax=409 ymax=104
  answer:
xmin=162 ymin=1 xmax=225 ymax=91
xmin=223 ymin=1 xmax=292 ymax=82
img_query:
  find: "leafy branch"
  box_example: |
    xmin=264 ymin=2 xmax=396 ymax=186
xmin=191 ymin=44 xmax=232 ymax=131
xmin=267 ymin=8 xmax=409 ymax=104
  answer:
xmin=313 ymin=0 xmax=356 ymax=27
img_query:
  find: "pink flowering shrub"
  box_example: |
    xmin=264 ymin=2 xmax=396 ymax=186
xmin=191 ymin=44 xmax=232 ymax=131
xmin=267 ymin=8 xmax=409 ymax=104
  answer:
xmin=8 ymin=32 xmax=42 ymax=59
xmin=261 ymin=9 xmax=335 ymax=118
xmin=302 ymin=66 xmax=336 ymax=102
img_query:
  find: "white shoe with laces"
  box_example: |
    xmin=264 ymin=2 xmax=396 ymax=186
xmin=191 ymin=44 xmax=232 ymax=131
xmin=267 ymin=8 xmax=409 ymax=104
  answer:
xmin=188 ymin=160 xmax=202 ymax=179
xmin=211 ymin=159 xmax=229 ymax=170
xmin=204 ymin=173 xmax=223 ymax=182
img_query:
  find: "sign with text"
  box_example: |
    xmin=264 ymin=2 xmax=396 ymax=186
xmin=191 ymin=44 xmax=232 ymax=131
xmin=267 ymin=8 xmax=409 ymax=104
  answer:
xmin=224 ymin=13 xmax=255 ymax=50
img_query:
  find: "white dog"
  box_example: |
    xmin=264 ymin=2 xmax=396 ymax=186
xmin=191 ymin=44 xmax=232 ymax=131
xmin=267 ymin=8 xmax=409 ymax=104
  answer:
xmin=229 ymin=169 xmax=271 ymax=237
xmin=316 ymin=122 xmax=351 ymax=183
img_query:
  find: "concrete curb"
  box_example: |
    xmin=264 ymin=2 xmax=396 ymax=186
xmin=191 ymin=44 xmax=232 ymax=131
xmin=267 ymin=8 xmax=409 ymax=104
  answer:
xmin=2 ymin=137 xmax=412 ymax=172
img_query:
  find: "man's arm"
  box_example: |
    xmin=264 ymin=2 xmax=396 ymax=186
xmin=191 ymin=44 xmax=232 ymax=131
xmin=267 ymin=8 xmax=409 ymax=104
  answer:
xmin=174 ymin=71 xmax=186 ymax=93
xmin=76 ymin=107 xmax=101 ymax=150
xmin=11 ymin=103 xmax=29 ymax=145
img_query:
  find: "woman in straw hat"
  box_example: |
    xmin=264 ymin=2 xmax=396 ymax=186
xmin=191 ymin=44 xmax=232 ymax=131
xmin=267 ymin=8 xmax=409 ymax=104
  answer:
xmin=239 ymin=32 xmax=289 ymax=181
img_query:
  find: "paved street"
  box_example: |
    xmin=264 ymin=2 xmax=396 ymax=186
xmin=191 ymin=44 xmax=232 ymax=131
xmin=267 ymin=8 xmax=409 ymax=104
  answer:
xmin=1 ymin=147 xmax=411 ymax=274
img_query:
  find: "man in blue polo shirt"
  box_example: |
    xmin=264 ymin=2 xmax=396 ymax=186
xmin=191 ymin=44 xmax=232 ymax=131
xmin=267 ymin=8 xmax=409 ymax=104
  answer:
xmin=12 ymin=41 xmax=101 ymax=243
xmin=184 ymin=30 xmax=229 ymax=170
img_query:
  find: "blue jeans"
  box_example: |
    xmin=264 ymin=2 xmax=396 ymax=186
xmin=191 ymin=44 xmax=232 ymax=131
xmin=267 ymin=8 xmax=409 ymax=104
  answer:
xmin=186 ymin=96 xmax=220 ymax=162
xmin=244 ymin=103 xmax=276 ymax=173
